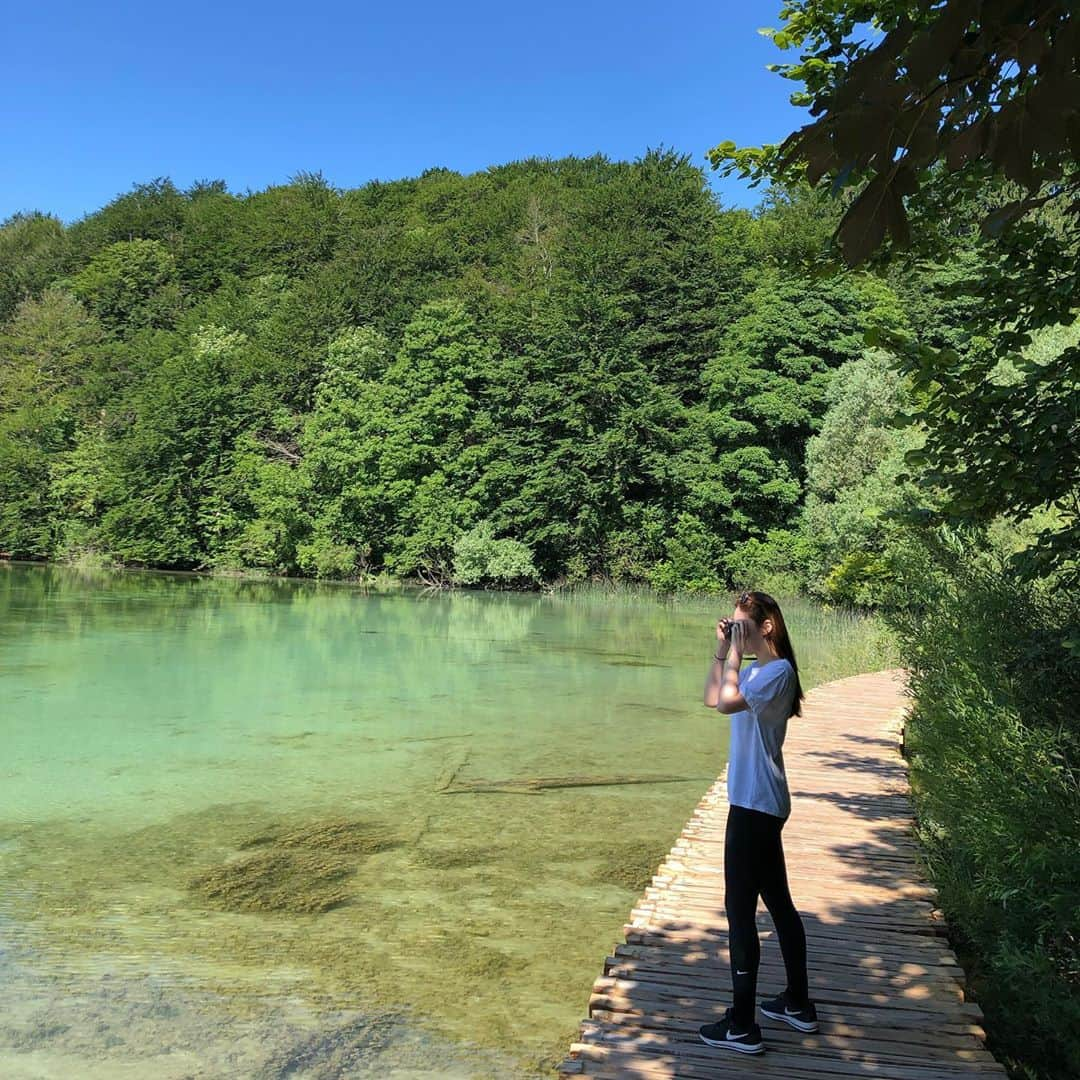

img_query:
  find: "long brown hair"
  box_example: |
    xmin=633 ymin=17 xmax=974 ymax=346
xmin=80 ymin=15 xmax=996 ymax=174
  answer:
xmin=736 ymin=590 xmax=804 ymax=719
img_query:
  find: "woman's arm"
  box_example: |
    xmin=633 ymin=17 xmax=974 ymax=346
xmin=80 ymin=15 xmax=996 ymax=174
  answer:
xmin=704 ymin=619 xmax=751 ymax=713
xmin=703 ymin=619 xmax=729 ymax=707
xmin=716 ymin=649 xmax=751 ymax=714
xmin=703 ymin=655 xmax=724 ymax=708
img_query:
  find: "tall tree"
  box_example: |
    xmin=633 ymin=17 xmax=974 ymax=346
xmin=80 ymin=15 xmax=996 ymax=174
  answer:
xmin=0 ymin=290 xmax=103 ymax=555
xmin=0 ymin=212 xmax=69 ymax=323
xmin=69 ymin=239 xmax=182 ymax=333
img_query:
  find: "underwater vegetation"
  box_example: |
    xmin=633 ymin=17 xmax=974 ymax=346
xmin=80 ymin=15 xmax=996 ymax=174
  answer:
xmin=189 ymin=817 xmax=404 ymax=914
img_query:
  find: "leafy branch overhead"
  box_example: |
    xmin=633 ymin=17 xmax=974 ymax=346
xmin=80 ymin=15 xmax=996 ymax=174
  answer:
xmin=709 ymin=0 xmax=1080 ymax=266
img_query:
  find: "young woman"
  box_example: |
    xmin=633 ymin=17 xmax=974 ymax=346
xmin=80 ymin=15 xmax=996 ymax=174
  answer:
xmin=697 ymin=590 xmax=818 ymax=1055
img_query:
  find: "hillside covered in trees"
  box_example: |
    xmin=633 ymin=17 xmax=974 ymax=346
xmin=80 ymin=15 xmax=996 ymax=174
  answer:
xmin=1 ymin=149 xmax=1009 ymax=604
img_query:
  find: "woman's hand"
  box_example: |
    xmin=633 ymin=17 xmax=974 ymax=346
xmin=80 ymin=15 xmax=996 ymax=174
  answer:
xmin=727 ymin=618 xmax=748 ymax=655
xmin=715 ymin=618 xmax=732 ymax=658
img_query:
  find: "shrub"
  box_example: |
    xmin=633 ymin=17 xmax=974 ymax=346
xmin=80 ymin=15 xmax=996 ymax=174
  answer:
xmin=882 ymin=523 xmax=1080 ymax=1079
xmin=295 ymin=537 xmax=359 ymax=579
xmin=452 ymin=521 xmax=539 ymax=588
xmin=822 ymin=549 xmax=893 ymax=608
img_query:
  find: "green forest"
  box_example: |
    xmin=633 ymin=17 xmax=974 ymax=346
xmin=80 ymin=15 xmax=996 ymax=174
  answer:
xmin=0 ymin=157 xmax=936 ymax=596
xmin=1 ymin=156 xmax=1071 ymax=603
xmin=1 ymin=1 xmax=1078 ymax=1076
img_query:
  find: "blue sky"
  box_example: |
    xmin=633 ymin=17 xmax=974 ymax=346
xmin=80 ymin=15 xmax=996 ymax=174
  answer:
xmin=3 ymin=1 xmax=809 ymax=225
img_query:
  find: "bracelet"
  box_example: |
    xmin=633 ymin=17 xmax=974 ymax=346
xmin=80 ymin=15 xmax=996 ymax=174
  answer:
xmin=713 ymin=652 xmax=727 ymax=663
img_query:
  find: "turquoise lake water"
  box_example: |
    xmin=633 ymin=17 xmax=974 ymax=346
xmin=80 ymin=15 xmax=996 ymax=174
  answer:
xmin=0 ymin=561 xmax=896 ymax=1077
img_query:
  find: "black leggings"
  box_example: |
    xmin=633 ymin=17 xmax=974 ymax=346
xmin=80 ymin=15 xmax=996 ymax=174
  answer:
xmin=724 ymin=802 xmax=810 ymax=1029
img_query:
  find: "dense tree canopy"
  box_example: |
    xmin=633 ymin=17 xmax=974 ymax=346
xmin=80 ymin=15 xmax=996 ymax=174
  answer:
xmin=0 ymin=144 xmax=1025 ymax=599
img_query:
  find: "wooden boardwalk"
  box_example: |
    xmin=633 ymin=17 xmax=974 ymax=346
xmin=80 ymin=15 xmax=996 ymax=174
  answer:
xmin=558 ymin=668 xmax=1008 ymax=1079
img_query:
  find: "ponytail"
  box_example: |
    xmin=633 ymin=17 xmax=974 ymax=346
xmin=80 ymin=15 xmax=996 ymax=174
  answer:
xmin=736 ymin=590 xmax=804 ymax=719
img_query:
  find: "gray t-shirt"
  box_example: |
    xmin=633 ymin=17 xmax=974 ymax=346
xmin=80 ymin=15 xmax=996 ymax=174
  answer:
xmin=723 ymin=657 xmax=796 ymax=818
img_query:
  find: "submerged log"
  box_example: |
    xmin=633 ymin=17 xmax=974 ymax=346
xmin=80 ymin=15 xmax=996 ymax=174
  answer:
xmin=433 ymin=747 xmax=472 ymax=793
xmin=402 ymin=732 xmax=475 ymax=743
xmin=439 ymin=773 xmax=707 ymax=795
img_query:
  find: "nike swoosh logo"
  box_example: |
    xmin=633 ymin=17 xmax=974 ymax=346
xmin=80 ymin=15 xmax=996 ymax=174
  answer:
xmin=735 ymin=969 xmax=749 ymax=974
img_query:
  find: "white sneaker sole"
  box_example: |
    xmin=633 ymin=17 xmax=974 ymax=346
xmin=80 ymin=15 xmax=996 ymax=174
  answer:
xmin=759 ymin=1005 xmax=818 ymax=1032
xmin=698 ymin=1032 xmax=765 ymax=1054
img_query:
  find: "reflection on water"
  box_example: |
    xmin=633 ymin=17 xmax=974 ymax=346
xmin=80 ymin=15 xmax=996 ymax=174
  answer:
xmin=0 ymin=561 xmax=896 ymax=1076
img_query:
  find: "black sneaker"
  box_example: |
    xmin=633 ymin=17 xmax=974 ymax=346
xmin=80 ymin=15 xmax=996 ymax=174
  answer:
xmin=759 ymin=989 xmax=818 ymax=1032
xmin=698 ymin=1006 xmax=765 ymax=1054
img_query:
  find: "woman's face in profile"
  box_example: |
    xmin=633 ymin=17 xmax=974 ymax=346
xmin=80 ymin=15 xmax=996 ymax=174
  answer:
xmin=729 ymin=607 xmax=768 ymax=655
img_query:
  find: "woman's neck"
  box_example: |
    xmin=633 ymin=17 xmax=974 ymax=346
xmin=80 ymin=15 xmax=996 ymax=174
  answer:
xmin=755 ymin=642 xmax=783 ymax=663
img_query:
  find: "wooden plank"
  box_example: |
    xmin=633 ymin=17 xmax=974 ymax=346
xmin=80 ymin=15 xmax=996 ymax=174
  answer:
xmin=630 ymin=906 xmax=949 ymax=936
xmin=612 ymin=942 xmax=965 ymax=976
xmin=604 ymin=954 xmax=967 ymax=994
xmin=609 ymin=938 xmax=961 ymax=971
xmin=586 ymin=993 xmax=987 ymax=1038
xmin=567 ymin=1040 xmax=1007 ymax=1079
xmin=623 ymin=922 xmax=952 ymax=952
xmin=618 ymin=928 xmax=962 ymax=966
xmin=588 ymin=975 xmax=984 ymax=1021
xmin=645 ymin=877 xmax=938 ymax=902
xmin=598 ymin=963 xmax=965 ymax=1006
xmin=579 ymin=1019 xmax=1002 ymax=1068
xmin=586 ymin=1009 xmax=991 ymax=1058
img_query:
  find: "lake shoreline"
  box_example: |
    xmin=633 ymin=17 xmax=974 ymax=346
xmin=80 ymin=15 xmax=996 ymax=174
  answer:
xmin=1 ymin=553 xmax=862 ymax=617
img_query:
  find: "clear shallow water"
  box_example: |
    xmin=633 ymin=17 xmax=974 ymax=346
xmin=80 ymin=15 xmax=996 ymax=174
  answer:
xmin=0 ymin=562 xmax=896 ymax=1077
